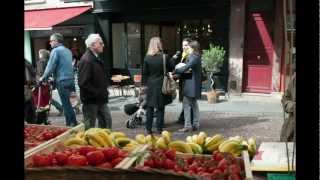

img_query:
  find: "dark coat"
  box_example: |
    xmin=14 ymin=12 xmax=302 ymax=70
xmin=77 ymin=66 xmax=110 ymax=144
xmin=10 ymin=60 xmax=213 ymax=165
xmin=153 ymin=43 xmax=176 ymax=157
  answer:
xmin=142 ymin=53 xmax=174 ymax=108
xmin=78 ymin=49 xmax=109 ymax=105
xmin=280 ymin=73 xmax=296 ymax=141
xmin=175 ymin=53 xmax=202 ymax=99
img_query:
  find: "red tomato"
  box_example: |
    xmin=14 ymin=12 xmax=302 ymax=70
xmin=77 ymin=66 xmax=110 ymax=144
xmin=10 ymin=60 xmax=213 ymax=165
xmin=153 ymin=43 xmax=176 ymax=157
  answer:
xmin=144 ymin=159 xmax=155 ymax=168
xmin=111 ymin=157 xmax=123 ymax=167
xmin=229 ymin=164 xmax=241 ymax=174
xmin=153 ymin=159 xmax=164 ymax=168
xmin=118 ymin=150 xmax=128 ymax=158
xmin=228 ymin=173 xmax=242 ymax=180
xmin=78 ymin=146 xmax=97 ymax=156
xmin=163 ymin=159 xmax=175 ymax=169
xmin=188 ymin=162 xmax=198 ymax=172
xmin=53 ymin=152 xmax=68 ymax=166
xmin=212 ymin=151 xmax=224 ymax=162
xmin=86 ymin=150 xmax=105 ymax=166
xmin=98 ymin=162 xmax=112 ymax=169
xmin=217 ymin=158 xmax=229 ymax=171
xmin=67 ymin=154 xmax=87 ymax=166
xmin=102 ymin=147 xmax=119 ymax=162
xmin=197 ymin=167 xmax=207 ymax=173
xmin=32 ymin=154 xmax=52 ymax=167
xmin=164 ymin=149 xmax=176 ymax=161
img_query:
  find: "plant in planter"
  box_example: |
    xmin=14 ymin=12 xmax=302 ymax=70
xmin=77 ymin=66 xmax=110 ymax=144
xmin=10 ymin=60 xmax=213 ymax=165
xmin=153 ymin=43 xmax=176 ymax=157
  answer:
xmin=202 ymin=44 xmax=226 ymax=103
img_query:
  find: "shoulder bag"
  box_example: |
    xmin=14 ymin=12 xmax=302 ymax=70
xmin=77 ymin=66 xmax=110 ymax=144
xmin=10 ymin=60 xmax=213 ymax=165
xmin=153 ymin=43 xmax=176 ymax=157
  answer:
xmin=162 ymin=54 xmax=177 ymax=95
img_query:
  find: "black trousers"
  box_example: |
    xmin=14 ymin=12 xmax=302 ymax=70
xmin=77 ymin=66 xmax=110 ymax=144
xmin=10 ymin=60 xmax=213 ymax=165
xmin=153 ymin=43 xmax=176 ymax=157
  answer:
xmin=146 ymin=106 xmax=164 ymax=133
xmin=25 ymin=100 xmax=36 ymax=124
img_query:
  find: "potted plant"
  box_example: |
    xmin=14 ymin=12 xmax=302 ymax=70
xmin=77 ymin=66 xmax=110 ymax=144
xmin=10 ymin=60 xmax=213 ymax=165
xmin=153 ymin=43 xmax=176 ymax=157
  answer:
xmin=202 ymin=44 xmax=226 ymax=103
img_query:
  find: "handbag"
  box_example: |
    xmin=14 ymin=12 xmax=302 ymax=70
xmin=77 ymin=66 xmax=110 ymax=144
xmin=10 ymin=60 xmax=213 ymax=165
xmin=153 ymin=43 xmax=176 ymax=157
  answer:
xmin=161 ymin=54 xmax=177 ymax=95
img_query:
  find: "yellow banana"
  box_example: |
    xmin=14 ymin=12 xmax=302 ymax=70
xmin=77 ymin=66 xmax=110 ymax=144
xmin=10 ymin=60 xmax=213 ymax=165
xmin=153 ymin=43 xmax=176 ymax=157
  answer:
xmin=228 ymin=136 xmax=244 ymax=144
xmin=168 ymin=140 xmax=193 ymax=154
xmin=206 ymin=139 xmax=224 ymax=152
xmin=196 ymin=132 xmax=206 ymax=146
xmin=145 ymin=134 xmax=158 ymax=147
xmin=88 ymin=138 xmax=103 ymax=148
xmin=186 ymin=136 xmax=193 ymax=143
xmin=64 ymin=137 xmax=88 ymax=146
xmin=205 ymin=134 xmax=224 ymax=147
xmin=192 ymin=135 xmax=198 ymax=144
xmin=115 ymin=137 xmax=132 ymax=147
xmin=102 ymin=128 xmax=112 ymax=134
xmin=86 ymin=132 xmax=108 ymax=147
xmin=155 ymin=137 xmax=168 ymax=149
xmin=135 ymin=134 xmax=147 ymax=144
xmin=110 ymin=132 xmax=127 ymax=139
xmin=248 ymin=137 xmax=257 ymax=158
xmin=187 ymin=142 xmax=203 ymax=154
xmin=218 ymin=139 xmax=247 ymax=155
xmin=96 ymin=130 xmax=114 ymax=147
xmin=161 ymin=131 xmax=171 ymax=144
xmin=75 ymin=131 xmax=85 ymax=139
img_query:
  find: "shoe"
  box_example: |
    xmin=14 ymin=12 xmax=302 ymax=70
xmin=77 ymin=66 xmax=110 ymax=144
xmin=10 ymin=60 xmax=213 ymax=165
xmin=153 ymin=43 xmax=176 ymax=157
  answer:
xmin=178 ymin=128 xmax=192 ymax=132
xmin=192 ymin=127 xmax=199 ymax=131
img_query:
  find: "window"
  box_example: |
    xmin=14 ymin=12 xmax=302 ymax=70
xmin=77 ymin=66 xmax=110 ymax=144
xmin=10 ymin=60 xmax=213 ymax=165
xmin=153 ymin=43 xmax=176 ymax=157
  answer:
xmin=112 ymin=23 xmax=126 ymax=69
xmin=127 ymin=23 xmax=141 ymax=69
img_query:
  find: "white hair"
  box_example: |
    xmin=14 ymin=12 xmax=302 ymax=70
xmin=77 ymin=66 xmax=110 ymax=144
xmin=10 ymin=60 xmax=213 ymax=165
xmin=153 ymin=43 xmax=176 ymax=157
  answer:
xmin=85 ymin=34 xmax=102 ymax=48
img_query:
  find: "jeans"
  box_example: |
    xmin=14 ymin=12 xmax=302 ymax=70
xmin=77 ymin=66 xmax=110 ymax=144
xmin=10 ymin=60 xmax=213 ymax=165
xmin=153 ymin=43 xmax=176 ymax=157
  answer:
xmin=146 ymin=106 xmax=164 ymax=133
xmin=56 ymin=79 xmax=77 ymax=126
xmin=82 ymin=103 xmax=112 ymax=130
xmin=183 ymin=96 xmax=200 ymax=129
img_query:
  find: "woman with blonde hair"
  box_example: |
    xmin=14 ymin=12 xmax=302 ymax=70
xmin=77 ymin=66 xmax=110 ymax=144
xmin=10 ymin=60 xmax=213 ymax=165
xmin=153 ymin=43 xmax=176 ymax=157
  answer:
xmin=142 ymin=37 xmax=175 ymax=134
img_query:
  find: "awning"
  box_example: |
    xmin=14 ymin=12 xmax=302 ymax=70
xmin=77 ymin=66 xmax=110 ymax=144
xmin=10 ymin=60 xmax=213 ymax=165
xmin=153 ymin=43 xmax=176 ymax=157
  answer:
xmin=25 ymin=6 xmax=91 ymax=30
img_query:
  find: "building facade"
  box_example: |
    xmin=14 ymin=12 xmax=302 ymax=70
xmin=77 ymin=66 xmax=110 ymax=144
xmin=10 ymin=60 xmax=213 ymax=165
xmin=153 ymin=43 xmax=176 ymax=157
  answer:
xmin=92 ymin=0 xmax=295 ymax=94
xmin=24 ymin=0 xmax=94 ymax=64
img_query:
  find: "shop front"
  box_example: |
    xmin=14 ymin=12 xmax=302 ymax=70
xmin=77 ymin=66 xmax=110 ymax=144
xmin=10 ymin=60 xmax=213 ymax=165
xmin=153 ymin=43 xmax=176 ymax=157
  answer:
xmin=93 ymin=0 xmax=230 ymax=91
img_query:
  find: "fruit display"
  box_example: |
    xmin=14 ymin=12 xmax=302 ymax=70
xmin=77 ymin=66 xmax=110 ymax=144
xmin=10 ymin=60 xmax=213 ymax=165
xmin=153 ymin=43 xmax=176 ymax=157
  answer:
xmin=134 ymin=148 xmax=246 ymax=180
xmin=133 ymin=131 xmax=257 ymax=158
xmin=63 ymin=128 xmax=139 ymax=153
xmin=24 ymin=125 xmax=68 ymax=151
xmin=28 ymin=146 xmax=128 ymax=168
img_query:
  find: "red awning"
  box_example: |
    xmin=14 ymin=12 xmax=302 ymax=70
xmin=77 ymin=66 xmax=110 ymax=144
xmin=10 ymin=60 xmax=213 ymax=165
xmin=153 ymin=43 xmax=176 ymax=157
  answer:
xmin=25 ymin=6 xmax=91 ymax=30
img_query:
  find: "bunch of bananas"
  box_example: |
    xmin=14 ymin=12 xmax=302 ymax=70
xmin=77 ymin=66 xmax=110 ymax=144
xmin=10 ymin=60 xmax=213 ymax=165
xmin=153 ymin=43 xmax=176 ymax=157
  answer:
xmin=185 ymin=132 xmax=224 ymax=154
xmin=218 ymin=136 xmax=257 ymax=157
xmin=64 ymin=128 xmax=114 ymax=148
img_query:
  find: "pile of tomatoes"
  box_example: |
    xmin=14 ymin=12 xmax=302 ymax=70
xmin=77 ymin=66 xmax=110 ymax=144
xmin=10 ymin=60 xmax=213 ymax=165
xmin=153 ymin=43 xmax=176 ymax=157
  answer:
xmin=24 ymin=125 xmax=68 ymax=151
xmin=135 ymin=148 xmax=245 ymax=180
xmin=30 ymin=146 xmax=128 ymax=168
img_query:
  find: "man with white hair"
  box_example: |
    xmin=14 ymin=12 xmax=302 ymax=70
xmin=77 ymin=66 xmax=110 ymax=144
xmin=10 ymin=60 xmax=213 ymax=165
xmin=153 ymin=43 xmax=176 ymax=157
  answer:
xmin=78 ymin=34 xmax=112 ymax=129
xmin=39 ymin=33 xmax=77 ymax=127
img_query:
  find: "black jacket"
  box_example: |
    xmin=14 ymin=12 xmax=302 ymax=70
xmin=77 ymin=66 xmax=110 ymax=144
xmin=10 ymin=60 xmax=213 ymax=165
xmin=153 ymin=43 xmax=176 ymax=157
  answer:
xmin=142 ymin=53 xmax=175 ymax=108
xmin=175 ymin=53 xmax=202 ymax=99
xmin=78 ymin=49 xmax=109 ymax=105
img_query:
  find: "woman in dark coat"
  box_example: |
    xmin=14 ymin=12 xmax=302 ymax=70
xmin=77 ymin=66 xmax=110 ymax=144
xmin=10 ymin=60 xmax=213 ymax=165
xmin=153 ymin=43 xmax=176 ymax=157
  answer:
xmin=142 ymin=37 xmax=174 ymax=134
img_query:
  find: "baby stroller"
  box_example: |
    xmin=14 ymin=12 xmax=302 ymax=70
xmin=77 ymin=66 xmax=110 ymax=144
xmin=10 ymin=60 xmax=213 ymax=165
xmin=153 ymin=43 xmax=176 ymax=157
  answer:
xmin=124 ymin=102 xmax=146 ymax=129
xmin=32 ymin=82 xmax=52 ymax=125
xmin=124 ymin=87 xmax=147 ymax=129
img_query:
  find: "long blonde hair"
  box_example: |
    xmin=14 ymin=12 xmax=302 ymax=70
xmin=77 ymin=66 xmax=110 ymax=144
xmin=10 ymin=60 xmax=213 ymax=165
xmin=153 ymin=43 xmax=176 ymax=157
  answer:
xmin=146 ymin=37 xmax=163 ymax=56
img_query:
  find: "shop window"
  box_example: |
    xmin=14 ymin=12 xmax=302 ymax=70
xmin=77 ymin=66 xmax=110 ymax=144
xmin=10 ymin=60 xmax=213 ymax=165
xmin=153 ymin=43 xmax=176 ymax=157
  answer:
xmin=127 ymin=23 xmax=141 ymax=69
xmin=144 ymin=25 xmax=160 ymax=53
xmin=161 ymin=26 xmax=178 ymax=56
xmin=112 ymin=23 xmax=126 ymax=69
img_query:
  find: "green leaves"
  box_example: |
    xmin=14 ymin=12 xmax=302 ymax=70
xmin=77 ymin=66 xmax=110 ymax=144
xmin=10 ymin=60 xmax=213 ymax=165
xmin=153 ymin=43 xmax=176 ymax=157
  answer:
xmin=202 ymin=44 xmax=226 ymax=72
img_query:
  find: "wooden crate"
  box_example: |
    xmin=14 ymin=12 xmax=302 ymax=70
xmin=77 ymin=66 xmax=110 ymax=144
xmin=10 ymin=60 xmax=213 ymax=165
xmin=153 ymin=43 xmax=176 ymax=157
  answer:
xmin=24 ymin=123 xmax=84 ymax=159
xmin=130 ymin=149 xmax=253 ymax=180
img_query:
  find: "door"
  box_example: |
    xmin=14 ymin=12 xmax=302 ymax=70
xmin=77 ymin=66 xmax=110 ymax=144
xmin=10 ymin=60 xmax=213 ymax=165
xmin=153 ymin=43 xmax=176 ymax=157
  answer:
xmin=243 ymin=11 xmax=274 ymax=93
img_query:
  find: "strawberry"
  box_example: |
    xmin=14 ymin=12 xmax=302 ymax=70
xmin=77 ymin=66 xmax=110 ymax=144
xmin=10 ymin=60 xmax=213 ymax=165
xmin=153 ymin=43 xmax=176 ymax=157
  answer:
xmin=163 ymin=159 xmax=175 ymax=169
xmin=217 ymin=158 xmax=229 ymax=171
xmin=86 ymin=150 xmax=105 ymax=166
xmin=144 ymin=159 xmax=155 ymax=168
xmin=67 ymin=154 xmax=87 ymax=166
xmin=229 ymin=164 xmax=241 ymax=174
xmin=228 ymin=173 xmax=242 ymax=180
